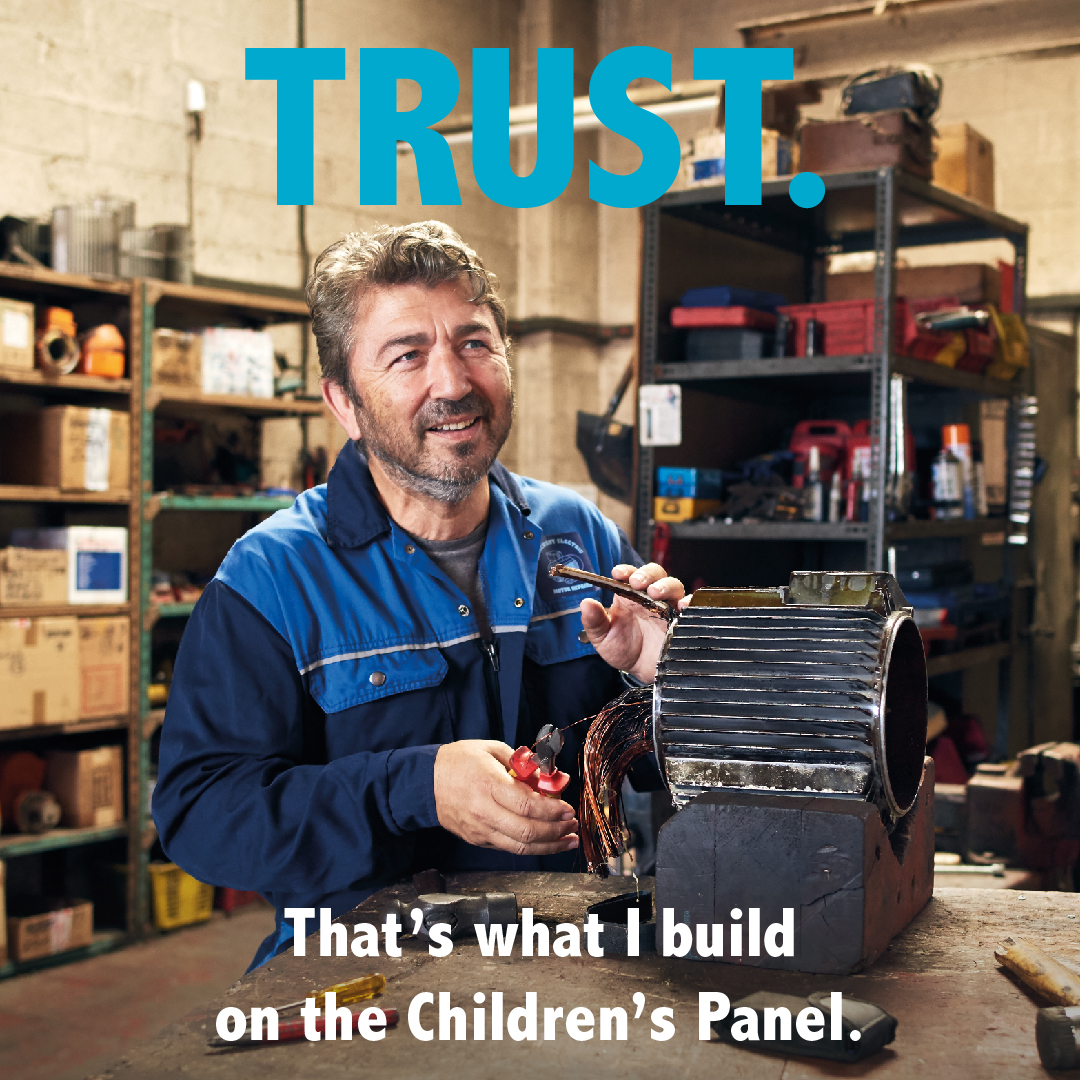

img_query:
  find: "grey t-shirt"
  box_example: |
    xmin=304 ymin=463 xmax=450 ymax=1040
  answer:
xmin=409 ymin=518 xmax=491 ymax=640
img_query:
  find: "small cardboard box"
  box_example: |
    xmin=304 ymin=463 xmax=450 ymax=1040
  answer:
xmin=934 ymin=123 xmax=995 ymax=209
xmin=826 ymin=263 xmax=1001 ymax=307
xmin=260 ymin=416 xmax=303 ymax=491
xmin=0 ymin=547 xmax=68 ymax=607
xmin=6 ymin=897 xmax=93 ymax=963
xmin=0 ymin=406 xmax=130 ymax=492
xmin=0 ymin=298 xmax=34 ymax=370
xmin=0 ymin=616 xmax=80 ymax=728
xmin=45 ymin=746 xmax=123 ymax=827
xmin=201 ymin=328 xmax=275 ymax=398
xmin=151 ymin=328 xmax=202 ymax=388
xmin=11 ymin=527 xmax=128 ymax=605
xmin=78 ymin=616 xmax=130 ymax=718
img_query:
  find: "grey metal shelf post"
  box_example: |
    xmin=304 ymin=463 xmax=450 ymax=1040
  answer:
xmin=869 ymin=167 xmax=899 ymax=572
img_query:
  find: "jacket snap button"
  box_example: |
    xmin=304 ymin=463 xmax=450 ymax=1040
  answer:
xmin=404 ymin=544 xmax=415 ymax=555
xmin=523 ymin=530 xmax=534 ymax=540
xmin=578 ymin=630 xmax=589 ymax=643
xmin=458 ymin=604 xmax=470 ymax=616
xmin=514 ymin=597 xmax=524 ymax=608
xmin=369 ymin=671 xmax=386 ymax=687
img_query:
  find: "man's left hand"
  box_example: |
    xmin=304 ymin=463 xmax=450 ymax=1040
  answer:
xmin=580 ymin=563 xmax=690 ymax=683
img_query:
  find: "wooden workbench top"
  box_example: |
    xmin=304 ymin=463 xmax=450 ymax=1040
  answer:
xmin=98 ymin=875 xmax=1080 ymax=1080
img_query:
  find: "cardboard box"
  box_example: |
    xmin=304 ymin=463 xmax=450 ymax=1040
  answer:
xmin=1 ymin=298 xmax=34 ymax=370
xmin=801 ymin=111 xmax=933 ymax=179
xmin=826 ymin=263 xmax=1001 ymax=307
xmin=981 ymin=400 xmax=1009 ymax=512
xmin=78 ymin=616 xmax=129 ymax=719
xmin=45 ymin=746 xmax=123 ymax=827
xmin=0 ymin=616 xmax=80 ymax=728
xmin=260 ymin=417 xmax=303 ymax=491
xmin=11 ymin=527 xmax=128 ymax=605
xmin=0 ymin=406 xmax=130 ymax=492
xmin=151 ymin=328 xmax=202 ymax=388
xmin=201 ymin=328 xmax=275 ymax=398
xmin=934 ymin=123 xmax=995 ymax=209
xmin=0 ymin=547 xmax=68 ymax=607
xmin=6 ymin=897 xmax=93 ymax=962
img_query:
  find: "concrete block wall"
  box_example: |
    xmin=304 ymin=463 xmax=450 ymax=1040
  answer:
xmin=5 ymin=0 xmax=1080 ymax=522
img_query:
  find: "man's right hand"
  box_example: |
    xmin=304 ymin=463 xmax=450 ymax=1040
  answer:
xmin=433 ymin=740 xmax=579 ymax=855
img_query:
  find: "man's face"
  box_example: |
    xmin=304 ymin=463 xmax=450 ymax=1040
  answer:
xmin=331 ymin=279 xmax=513 ymax=502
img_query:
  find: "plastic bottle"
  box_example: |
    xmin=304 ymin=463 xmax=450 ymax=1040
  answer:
xmin=931 ymin=447 xmax=964 ymax=520
xmin=943 ymin=424 xmax=977 ymax=519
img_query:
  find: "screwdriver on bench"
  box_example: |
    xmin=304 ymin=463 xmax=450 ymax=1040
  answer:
xmin=276 ymin=972 xmax=386 ymax=1012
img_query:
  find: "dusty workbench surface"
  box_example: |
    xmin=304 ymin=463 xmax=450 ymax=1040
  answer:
xmin=94 ymin=875 xmax=1080 ymax=1080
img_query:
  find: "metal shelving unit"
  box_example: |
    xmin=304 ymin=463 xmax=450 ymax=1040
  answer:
xmin=637 ymin=167 xmax=1030 ymax=756
xmin=132 ymin=279 xmax=312 ymax=934
xmin=0 ymin=263 xmax=313 ymax=973
xmin=0 ymin=263 xmax=140 ymax=978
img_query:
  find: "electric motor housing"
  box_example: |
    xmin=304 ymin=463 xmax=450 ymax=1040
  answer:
xmin=653 ymin=571 xmax=927 ymax=826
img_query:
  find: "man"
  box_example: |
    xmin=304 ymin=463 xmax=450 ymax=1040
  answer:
xmin=153 ymin=221 xmax=685 ymax=969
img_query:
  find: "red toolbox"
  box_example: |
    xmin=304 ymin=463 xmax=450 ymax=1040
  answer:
xmin=779 ymin=300 xmax=875 ymax=357
xmin=780 ymin=296 xmax=961 ymax=357
xmin=670 ymin=306 xmax=777 ymax=331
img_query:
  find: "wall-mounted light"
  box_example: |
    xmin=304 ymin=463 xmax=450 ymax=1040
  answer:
xmin=186 ymin=79 xmax=206 ymax=142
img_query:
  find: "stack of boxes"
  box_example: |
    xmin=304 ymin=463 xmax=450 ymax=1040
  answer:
xmin=0 ymin=744 xmax=124 ymax=963
xmin=0 ymin=358 xmax=130 ymax=730
xmin=654 ymin=467 xmax=724 ymax=523
xmin=0 ymin=535 xmax=129 ymax=729
xmin=151 ymin=326 xmax=277 ymax=398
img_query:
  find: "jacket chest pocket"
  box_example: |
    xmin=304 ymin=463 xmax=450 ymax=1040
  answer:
xmin=524 ymin=612 xmax=595 ymax=667
xmin=308 ymin=648 xmax=454 ymax=750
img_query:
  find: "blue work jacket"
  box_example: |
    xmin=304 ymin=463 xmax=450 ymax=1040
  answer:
xmin=152 ymin=442 xmax=639 ymax=967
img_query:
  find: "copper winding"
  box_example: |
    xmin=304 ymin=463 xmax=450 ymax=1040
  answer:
xmin=578 ymin=686 xmax=654 ymax=877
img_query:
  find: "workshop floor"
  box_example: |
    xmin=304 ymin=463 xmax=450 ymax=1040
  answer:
xmin=0 ymin=901 xmax=275 ymax=1080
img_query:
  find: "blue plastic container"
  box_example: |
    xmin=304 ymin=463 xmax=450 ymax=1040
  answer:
xmin=656 ymin=467 xmax=724 ymax=499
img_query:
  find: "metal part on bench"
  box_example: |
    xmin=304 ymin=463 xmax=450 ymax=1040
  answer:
xmin=653 ymin=571 xmax=927 ymax=825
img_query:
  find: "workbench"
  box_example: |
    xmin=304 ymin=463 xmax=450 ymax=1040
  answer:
xmin=99 ymin=874 xmax=1080 ymax=1079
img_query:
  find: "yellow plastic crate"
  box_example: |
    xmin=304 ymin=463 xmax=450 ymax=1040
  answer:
xmin=148 ymin=862 xmax=214 ymax=930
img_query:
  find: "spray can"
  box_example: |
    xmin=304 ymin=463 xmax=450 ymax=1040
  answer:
xmin=805 ymin=446 xmax=824 ymax=522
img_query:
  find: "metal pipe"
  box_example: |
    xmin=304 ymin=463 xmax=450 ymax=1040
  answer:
xmin=398 ymin=95 xmax=718 ymax=153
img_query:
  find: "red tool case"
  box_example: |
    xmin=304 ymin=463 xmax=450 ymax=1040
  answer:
xmin=670 ymin=306 xmax=778 ymax=331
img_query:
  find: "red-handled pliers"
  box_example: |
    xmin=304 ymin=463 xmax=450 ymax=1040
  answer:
xmin=509 ymin=723 xmax=570 ymax=797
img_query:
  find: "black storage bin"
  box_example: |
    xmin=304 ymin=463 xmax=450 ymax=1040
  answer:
xmin=686 ymin=328 xmax=772 ymax=363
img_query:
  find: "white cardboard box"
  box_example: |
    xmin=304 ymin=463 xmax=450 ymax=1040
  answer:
xmin=10 ymin=527 xmax=128 ymax=605
xmin=201 ymin=328 xmax=275 ymax=399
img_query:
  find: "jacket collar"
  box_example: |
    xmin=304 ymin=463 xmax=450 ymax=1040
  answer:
xmin=326 ymin=441 xmax=531 ymax=550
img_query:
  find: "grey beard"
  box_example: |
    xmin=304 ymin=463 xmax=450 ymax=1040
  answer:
xmin=365 ymin=438 xmax=485 ymax=504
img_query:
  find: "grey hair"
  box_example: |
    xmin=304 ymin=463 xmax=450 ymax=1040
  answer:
xmin=305 ymin=220 xmax=509 ymax=389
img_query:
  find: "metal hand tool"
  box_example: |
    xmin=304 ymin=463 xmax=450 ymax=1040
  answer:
xmin=276 ymin=973 xmax=386 ymax=1013
xmin=383 ymin=892 xmax=518 ymax=940
xmin=548 ymin=564 xmax=675 ymax=622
